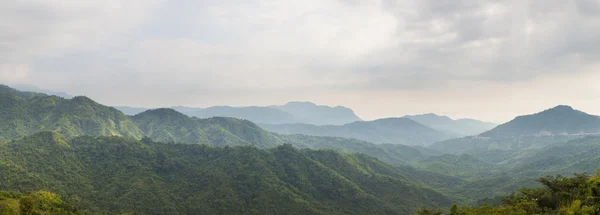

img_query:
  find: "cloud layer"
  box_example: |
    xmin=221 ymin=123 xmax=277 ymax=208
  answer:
xmin=2 ymin=0 xmax=600 ymax=122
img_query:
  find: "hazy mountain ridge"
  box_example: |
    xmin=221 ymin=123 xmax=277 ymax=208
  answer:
xmin=430 ymin=105 xmax=600 ymax=155
xmin=403 ymin=113 xmax=497 ymax=137
xmin=11 ymin=84 xmax=73 ymax=98
xmin=480 ymin=105 xmax=600 ymax=137
xmin=271 ymin=101 xmax=362 ymax=125
xmin=260 ymin=117 xmax=452 ymax=146
xmin=114 ymin=101 xmax=362 ymax=125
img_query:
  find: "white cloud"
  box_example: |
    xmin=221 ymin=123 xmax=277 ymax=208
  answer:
xmin=2 ymin=0 xmax=600 ymax=122
xmin=0 ymin=0 xmax=163 ymax=61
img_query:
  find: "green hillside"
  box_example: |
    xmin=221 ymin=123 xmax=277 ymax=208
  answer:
xmin=0 ymin=88 xmax=143 ymax=141
xmin=131 ymin=108 xmax=282 ymax=148
xmin=0 ymin=132 xmax=452 ymax=214
xmin=419 ymin=170 xmax=600 ymax=215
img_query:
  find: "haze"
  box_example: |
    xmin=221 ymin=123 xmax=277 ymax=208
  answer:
xmin=2 ymin=0 xmax=600 ymax=123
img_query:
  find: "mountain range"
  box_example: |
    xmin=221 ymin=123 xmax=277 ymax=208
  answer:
xmin=4 ymin=83 xmax=600 ymax=214
xmin=431 ymin=105 xmax=600 ymax=156
xmin=403 ymin=113 xmax=497 ymax=137
xmin=115 ymin=101 xmax=362 ymax=125
xmin=0 ymin=84 xmax=436 ymax=165
xmin=259 ymin=118 xmax=452 ymax=146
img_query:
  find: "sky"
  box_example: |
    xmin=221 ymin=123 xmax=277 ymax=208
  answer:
xmin=1 ymin=0 xmax=600 ymax=123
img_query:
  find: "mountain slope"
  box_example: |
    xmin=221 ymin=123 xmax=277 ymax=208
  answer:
xmin=480 ymin=105 xmax=600 ymax=137
xmin=0 ymin=85 xmax=441 ymax=165
xmin=403 ymin=113 xmax=497 ymax=137
xmin=131 ymin=108 xmax=283 ymax=148
xmin=115 ymin=101 xmax=361 ymax=125
xmin=430 ymin=106 xmax=600 ymax=160
xmin=261 ymin=118 xmax=451 ymax=146
xmin=0 ymin=87 xmax=143 ymax=140
xmin=0 ymin=132 xmax=452 ymax=214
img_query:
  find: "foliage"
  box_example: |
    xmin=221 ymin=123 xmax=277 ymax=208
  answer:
xmin=0 ymin=90 xmax=143 ymax=141
xmin=418 ymin=171 xmax=600 ymax=215
xmin=0 ymin=190 xmax=80 ymax=215
xmin=0 ymin=132 xmax=453 ymax=214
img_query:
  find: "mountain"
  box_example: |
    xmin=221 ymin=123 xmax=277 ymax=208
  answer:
xmin=260 ymin=118 xmax=452 ymax=146
xmin=0 ymin=131 xmax=452 ymax=214
xmin=131 ymin=108 xmax=283 ymax=148
xmin=272 ymin=101 xmax=362 ymax=125
xmin=115 ymin=101 xmax=361 ymax=125
xmin=0 ymin=84 xmax=46 ymax=99
xmin=430 ymin=105 xmax=600 ymax=159
xmin=11 ymin=84 xmax=73 ymax=98
xmin=0 ymin=86 xmax=143 ymax=141
xmin=173 ymin=105 xmax=297 ymax=124
xmin=480 ymin=105 xmax=600 ymax=137
xmin=403 ymin=113 xmax=497 ymax=137
xmin=0 ymin=85 xmax=438 ymax=165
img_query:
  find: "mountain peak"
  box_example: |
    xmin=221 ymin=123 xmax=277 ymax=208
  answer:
xmin=545 ymin=105 xmax=575 ymax=112
xmin=283 ymin=101 xmax=317 ymax=107
xmin=403 ymin=114 xmax=497 ymax=137
xmin=480 ymin=105 xmax=600 ymax=137
xmin=136 ymin=108 xmax=186 ymax=117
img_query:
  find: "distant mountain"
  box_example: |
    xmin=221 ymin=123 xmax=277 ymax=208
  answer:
xmin=11 ymin=84 xmax=73 ymax=98
xmin=260 ymin=117 xmax=452 ymax=146
xmin=115 ymin=101 xmax=362 ymax=125
xmin=272 ymin=101 xmax=362 ymax=125
xmin=0 ymin=131 xmax=452 ymax=214
xmin=480 ymin=105 xmax=600 ymax=137
xmin=403 ymin=113 xmax=497 ymax=137
xmin=429 ymin=105 xmax=600 ymax=163
xmin=173 ymin=105 xmax=297 ymax=124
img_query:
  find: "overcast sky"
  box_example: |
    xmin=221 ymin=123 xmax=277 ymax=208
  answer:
xmin=1 ymin=0 xmax=600 ymax=123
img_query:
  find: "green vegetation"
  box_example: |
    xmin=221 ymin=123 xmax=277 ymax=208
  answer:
xmin=131 ymin=108 xmax=283 ymax=148
xmin=0 ymin=132 xmax=452 ymax=214
xmin=0 ymin=190 xmax=80 ymax=215
xmin=418 ymin=171 xmax=600 ymax=215
xmin=0 ymin=89 xmax=143 ymax=141
xmin=4 ymin=85 xmax=600 ymax=214
xmin=0 ymin=86 xmax=437 ymax=165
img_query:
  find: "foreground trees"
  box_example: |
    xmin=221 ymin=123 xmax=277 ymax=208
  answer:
xmin=419 ymin=170 xmax=600 ymax=215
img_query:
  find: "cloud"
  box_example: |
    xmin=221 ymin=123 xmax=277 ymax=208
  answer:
xmin=0 ymin=0 xmax=162 ymax=62
xmin=2 ymin=0 xmax=600 ymax=121
xmin=351 ymin=0 xmax=600 ymax=89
